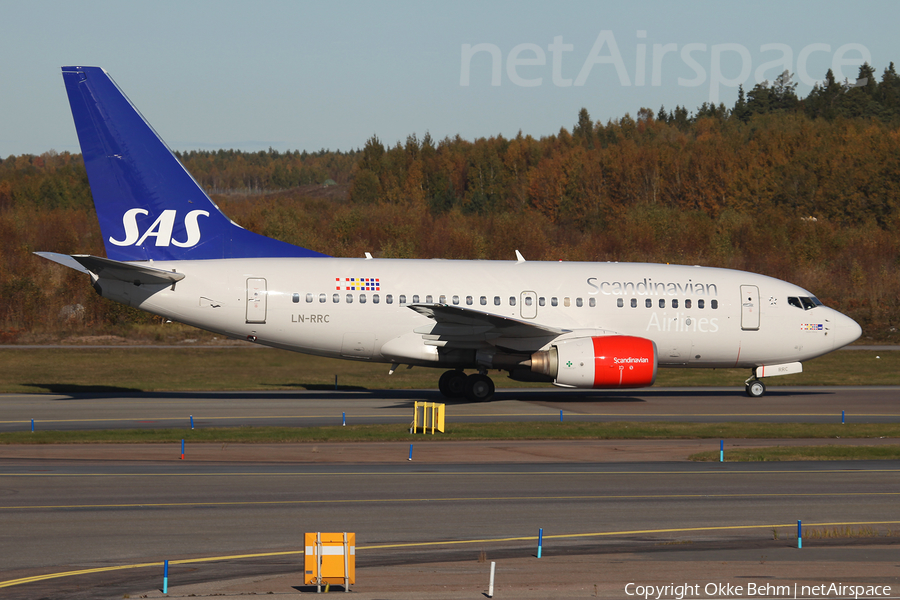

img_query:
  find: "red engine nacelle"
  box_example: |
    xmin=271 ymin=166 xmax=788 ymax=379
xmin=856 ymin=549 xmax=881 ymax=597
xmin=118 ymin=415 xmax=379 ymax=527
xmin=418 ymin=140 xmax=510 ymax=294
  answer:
xmin=530 ymin=335 xmax=658 ymax=389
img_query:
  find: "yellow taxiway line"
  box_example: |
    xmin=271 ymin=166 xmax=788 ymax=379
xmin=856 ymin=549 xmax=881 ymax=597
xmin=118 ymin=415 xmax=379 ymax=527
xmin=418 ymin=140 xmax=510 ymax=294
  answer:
xmin=4 ymin=520 xmax=900 ymax=589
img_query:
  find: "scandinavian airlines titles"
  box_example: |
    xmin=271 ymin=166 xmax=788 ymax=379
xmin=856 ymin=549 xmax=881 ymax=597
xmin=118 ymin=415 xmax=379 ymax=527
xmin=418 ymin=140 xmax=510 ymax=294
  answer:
xmin=587 ymin=277 xmax=718 ymax=296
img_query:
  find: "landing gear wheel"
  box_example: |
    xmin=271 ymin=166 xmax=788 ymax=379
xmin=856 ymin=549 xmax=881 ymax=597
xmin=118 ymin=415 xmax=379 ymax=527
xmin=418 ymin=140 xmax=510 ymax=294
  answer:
xmin=745 ymin=379 xmax=766 ymax=398
xmin=464 ymin=373 xmax=495 ymax=402
xmin=438 ymin=369 xmax=467 ymax=398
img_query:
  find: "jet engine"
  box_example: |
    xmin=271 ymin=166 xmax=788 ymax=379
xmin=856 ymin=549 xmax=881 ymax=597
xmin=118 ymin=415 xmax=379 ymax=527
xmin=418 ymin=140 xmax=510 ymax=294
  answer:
xmin=530 ymin=335 xmax=658 ymax=389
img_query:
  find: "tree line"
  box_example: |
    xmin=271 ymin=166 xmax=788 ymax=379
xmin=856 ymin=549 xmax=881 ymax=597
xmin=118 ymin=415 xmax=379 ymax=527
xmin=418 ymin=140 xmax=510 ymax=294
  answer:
xmin=348 ymin=62 xmax=900 ymax=226
xmin=1 ymin=62 xmax=898 ymax=343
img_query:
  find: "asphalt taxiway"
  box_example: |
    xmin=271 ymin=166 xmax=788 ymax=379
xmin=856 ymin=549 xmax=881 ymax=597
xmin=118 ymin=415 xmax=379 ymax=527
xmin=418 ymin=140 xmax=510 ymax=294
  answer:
xmin=2 ymin=453 xmax=900 ymax=598
xmin=1 ymin=387 xmax=899 ymax=598
xmin=2 ymin=386 xmax=900 ymax=433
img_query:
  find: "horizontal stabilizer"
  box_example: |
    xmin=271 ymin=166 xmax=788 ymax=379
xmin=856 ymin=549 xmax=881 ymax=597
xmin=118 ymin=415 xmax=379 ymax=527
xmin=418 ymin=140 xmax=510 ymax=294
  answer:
xmin=35 ymin=252 xmax=184 ymax=285
xmin=33 ymin=252 xmax=91 ymax=274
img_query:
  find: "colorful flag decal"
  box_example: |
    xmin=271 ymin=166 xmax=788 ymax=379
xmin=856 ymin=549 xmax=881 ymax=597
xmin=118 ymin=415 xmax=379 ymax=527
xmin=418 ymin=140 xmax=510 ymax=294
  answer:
xmin=336 ymin=277 xmax=380 ymax=291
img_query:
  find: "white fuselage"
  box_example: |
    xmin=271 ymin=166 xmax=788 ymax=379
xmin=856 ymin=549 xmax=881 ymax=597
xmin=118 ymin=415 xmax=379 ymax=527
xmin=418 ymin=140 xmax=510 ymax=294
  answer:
xmin=53 ymin=65 xmax=864 ymax=400
xmin=96 ymin=257 xmax=861 ymax=371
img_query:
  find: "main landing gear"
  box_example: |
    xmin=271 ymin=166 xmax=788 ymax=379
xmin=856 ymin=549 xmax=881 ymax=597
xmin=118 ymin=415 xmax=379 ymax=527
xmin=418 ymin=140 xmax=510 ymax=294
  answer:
xmin=745 ymin=376 xmax=766 ymax=398
xmin=438 ymin=369 xmax=496 ymax=402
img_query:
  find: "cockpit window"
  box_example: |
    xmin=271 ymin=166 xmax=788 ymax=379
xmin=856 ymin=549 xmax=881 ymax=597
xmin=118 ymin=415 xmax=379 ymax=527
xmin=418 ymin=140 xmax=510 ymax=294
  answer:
xmin=788 ymin=296 xmax=819 ymax=310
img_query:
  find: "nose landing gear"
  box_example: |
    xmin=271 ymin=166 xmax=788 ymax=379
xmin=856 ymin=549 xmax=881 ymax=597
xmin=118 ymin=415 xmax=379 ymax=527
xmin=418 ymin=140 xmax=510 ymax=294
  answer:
xmin=745 ymin=377 xmax=766 ymax=398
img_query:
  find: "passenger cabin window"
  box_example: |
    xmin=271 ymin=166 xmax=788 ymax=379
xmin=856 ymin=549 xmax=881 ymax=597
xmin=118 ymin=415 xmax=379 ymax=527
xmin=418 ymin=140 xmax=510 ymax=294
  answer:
xmin=439 ymin=295 xmax=446 ymax=303
xmin=659 ymin=299 xmax=665 ymax=308
xmin=698 ymin=299 xmax=704 ymax=309
xmin=360 ymin=294 xmax=366 ymax=304
xmin=386 ymin=294 xmax=393 ymax=304
xmin=399 ymin=294 xmax=406 ymax=304
xmin=564 ymin=297 xmax=571 ymax=307
xmin=589 ymin=298 xmax=595 ymax=307
xmin=551 ymin=297 xmax=558 ymax=307
xmin=672 ymin=299 xmax=679 ymax=309
xmin=413 ymin=295 xmax=420 ymax=303
xmin=333 ymin=293 xmax=339 ymax=303
xmin=292 ymin=293 xmax=300 ymax=303
xmin=576 ymin=298 xmax=583 ymax=307
xmin=453 ymin=295 xmax=459 ymax=305
xmin=711 ymin=299 xmax=718 ymax=309
xmin=645 ymin=298 xmax=652 ymax=308
xmin=525 ymin=296 xmax=533 ymax=306
xmin=426 ymin=295 xmax=433 ymax=303
xmin=373 ymin=294 xmax=379 ymax=304
xmin=319 ymin=293 xmax=326 ymax=303
xmin=480 ymin=296 xmax=487 ymax=306
xmin=539 ymin=297 xmax=545 ymax=307
xmin=494 ymin=296 xmax=501 ymax=306
xmin=346 ymin=294 xmax=353 ymax=303
xmin=509 ymin=296 xmax=516 ymax=306
xmin=306 ymin=293 xmax=314 ymax=303
xmin=685 ymin=299 xmax=692 ymax=309
xmin=630 ymin=298 xmax=637 ymax=308
xmin=466 ymin=296 xmax=473 ymax=305
xmin=617 ymin=298 xmax=624 ymax=308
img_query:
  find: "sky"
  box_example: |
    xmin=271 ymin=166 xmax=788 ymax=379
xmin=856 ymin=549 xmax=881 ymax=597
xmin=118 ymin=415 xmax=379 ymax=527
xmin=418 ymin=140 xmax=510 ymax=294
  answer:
xmin=1 ymin=0 xmax=896 ymax=157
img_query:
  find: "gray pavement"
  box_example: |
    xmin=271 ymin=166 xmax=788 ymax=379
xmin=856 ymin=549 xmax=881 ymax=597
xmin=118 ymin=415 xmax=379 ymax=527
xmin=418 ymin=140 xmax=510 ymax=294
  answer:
xmin=2 ymin=386 xmax=900 ymax=433
xmin=2 ymin=446 xmax=900 ymax=598
xmin=2 ymin=386 xmax=899 ymax=599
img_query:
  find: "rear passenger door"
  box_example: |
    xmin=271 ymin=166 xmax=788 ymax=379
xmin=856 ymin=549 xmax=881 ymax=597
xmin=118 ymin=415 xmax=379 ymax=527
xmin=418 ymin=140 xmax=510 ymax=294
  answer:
xmin=246 ymin=278 xmax=267 ymax=324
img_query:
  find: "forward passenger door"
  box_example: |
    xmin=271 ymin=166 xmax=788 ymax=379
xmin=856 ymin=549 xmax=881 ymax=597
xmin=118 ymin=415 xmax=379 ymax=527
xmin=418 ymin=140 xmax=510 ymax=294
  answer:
xmin=740 ymin=285 xmax=759 ymax=331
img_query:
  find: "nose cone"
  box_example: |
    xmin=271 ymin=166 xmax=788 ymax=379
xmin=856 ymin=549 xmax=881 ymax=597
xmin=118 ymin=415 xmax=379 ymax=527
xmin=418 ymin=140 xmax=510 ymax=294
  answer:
xmin=832 ymin=311 xmax=862 ymax=349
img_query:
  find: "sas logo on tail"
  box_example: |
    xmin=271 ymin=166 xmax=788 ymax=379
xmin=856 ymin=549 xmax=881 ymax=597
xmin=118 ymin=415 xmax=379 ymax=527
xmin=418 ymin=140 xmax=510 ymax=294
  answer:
xmin=110 ymin=209 xmax=209 ymax=247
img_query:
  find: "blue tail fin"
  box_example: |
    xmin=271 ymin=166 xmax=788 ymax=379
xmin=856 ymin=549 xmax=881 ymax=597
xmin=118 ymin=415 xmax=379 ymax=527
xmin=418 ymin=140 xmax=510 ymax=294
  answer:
xmin=61 ymin=66 xmax=326 ymax=261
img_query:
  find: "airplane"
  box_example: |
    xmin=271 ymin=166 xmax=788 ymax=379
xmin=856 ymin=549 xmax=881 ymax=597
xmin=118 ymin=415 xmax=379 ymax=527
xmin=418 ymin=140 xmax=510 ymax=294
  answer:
xmin=37 ymin=66 xmax=862 ymax=402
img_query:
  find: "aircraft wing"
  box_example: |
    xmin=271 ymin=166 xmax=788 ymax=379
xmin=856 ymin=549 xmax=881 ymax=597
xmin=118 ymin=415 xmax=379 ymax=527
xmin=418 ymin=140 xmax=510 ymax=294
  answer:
xmin=408 ymin=304 xmax=567 ymax=343
xmin=35 ymin=252 xmax=185 ymax=285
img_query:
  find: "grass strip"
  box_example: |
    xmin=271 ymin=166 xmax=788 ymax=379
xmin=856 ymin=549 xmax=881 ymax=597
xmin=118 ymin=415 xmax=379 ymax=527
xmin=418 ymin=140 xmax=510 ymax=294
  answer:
xmin=690 ymin=444 xmax=900 ymax=461
xmin=1 ymin=347 xmax=897 ymax=394
xmin=1 ymin=421 xmax=898 ymax=444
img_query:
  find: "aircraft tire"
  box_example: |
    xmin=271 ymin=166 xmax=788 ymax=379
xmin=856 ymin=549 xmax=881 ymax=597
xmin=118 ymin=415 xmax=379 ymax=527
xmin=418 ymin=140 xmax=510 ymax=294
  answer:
xmin=438 ymin=369 xmax=467 ymax=398
xmin=464 ymin=374 xmax=495 ymax=402
xmin=746 ymin=379 xmax=766 ymax=398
